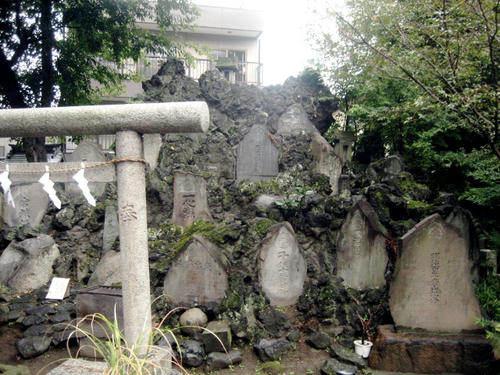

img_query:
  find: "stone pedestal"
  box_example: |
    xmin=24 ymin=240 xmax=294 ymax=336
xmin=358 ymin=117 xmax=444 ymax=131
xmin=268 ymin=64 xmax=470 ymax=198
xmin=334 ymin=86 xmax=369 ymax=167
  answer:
xmin=369 ymin=325 xmax=499 ymax=375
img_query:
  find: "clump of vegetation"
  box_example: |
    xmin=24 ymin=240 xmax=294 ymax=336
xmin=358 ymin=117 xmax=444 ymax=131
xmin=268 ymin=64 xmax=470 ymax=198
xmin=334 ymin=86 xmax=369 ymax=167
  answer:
xmin=257 ymin=361 xmax=286 ymax=375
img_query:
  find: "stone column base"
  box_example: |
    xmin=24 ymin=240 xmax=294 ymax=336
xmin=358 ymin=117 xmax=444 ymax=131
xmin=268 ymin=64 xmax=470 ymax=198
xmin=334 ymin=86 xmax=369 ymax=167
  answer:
xmin=368 ymin=325 xmax=499 ymax=375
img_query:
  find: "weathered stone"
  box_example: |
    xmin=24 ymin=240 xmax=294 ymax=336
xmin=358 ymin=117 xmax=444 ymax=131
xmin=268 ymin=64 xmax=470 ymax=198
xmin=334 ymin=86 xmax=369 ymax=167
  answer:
xmin=45 ymin=359 xmax=107 ymax=375
xmin=331 ymin=130 xmax=356 ymax=165
xmin=276 ymin=103 xmax=318 ymax=136
xmin=143 ymin=133 xmax=163 ymax=170
xmin=306 ymin=331 xmax=331 ymax=349
xmin=384 ymin=155 xmax=404 ymax=175
xmin=180 ymin=308 xmax=208 ymax=336
xmin=0 ymin=235 xmax=60 ymax=294
xmin=253 ymin=338 xmax=291 ymax=362
xmin=3 ymin=183 xmax=49 ymax=228
xmin=252 ymin=194 xmax=283 ymax=209
xmin=180 ymin=340 xmax=205 ymax=367
xmin=201 ymin=320 xmax=232 ymax=353
xmin=88 ymin=250 xmax=121 ymax=287
xmin=205 ymin=351 xmax=242 ymax=371
xmin=329 ymin=343 xmax=367 ymax=368
xmin=369 ymin=325 xmax=499 ymax=375
xmin=103 ymin=205 xmax=119 ymax=253
xmin=163 ymin=235 xmax=228 ymax=305
xmin=321 ymin=358 xmax=357 ymax=375
xmin=236 ymin=123 xmax=279 ymax=182
xmin=258 ymin=222 xmax=306 ymax=307
xmin=256 ymin=308 xmax=291 ymax=338
xmin=16 ymin=336 xmax=51 ymax=359
xmin=336 ymin=200 xmax=388 ymax=290
xmin=172 ymin=171 xmax=212 ymax=228
xmin=65 ymin=140 xmax=107 ymax=199
xmin=390 ymin=214 xmax=482 ymax=332
xmin=311 ymin=133 xmax=343 ymax=194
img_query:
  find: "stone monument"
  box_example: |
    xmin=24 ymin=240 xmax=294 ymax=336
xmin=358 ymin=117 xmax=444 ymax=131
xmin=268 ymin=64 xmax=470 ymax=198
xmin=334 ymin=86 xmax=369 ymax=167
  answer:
xmin=163 ymin=235 xmax=228 ymax=305
xmin=276 ymin=104 xmax=319 ymax=136
xmin=3 ymin=183 xmax=49 ymax=227
xmin=172 ymin=171 xmax=212 ymax=227
xmin=258 ymin=222 xmax=306 ymax=306
xmin=336 ymin=199 xmax=388 ymax=289
xmin=311 ymin=133 xmax=343 ymax=195
xmin=236 ymin=124 xmax=278 ymax=182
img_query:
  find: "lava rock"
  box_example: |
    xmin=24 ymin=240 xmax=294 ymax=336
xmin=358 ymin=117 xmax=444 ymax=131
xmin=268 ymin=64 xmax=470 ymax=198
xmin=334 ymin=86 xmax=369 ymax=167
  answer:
xmin=321 ymin=358 xmax=357 ymax=375
xmin=306 ymin=331 xmax=331 ymax=349
xmin=16 ymin=336 xmax=51 ymax=359
xmin=256 ymin=308 xmax=291 ymax=338
xmin=254 ymin=338 xmax=291 ymax=362
xmin=206 ymin=350 xmax=242 ymax=371
xmin=180 ymin=340 xmax=205 ymax=367
xmin=329 ymin=343 xmax=366 ymax=368
xmin=287 ymin=329 xmax=301 ymax=342
xmin=201 ymin=320 xmax=232 ymax=353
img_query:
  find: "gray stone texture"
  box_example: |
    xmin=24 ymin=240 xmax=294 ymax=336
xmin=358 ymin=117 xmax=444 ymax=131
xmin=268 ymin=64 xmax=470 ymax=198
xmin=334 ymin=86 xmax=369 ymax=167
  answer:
xmin=163 ymin=235 xmax=228 ymax=305
xmin=87 ymin=250 xmax=121 ymax=287
xmin=236 ymin=124 xmax=279 ymax=182
xmin=103 ymin=205 xmax=119 ymax=253
xmin=143 ymin=133 xmax=163 ymax=170
xmin=336 ymin=200 xmax=389 ymax=290
xmin=0 ymin=235 xmax=59 ymax=294
xmin=201 ymin=320 xmax=232 ymax=353
xmin=258 ymin=222 xmax=306 ymax=306
xmin=390 ymin=214 xmax=482 ymax=332
xmin=179 ymin=307 xmax=208 ymax=336
xmin=277 ymin=103 xmax=319 ymax=136
xmin=3 ymin=183 xmax=49 ymax=228
xmin=332 ymin=130 xmax=356 ymax=165
xmin=206 ymin=351 xmax=242 ymax=371
xmin=46 ymin=359 xmax=107 ymax=375
xmin=172 ymin=171 xmax=212 ymax=228
xmin=0 ymin=102 xmax=210 ymax=137
xmin=311 ymin=133 xmax=343 ymax=194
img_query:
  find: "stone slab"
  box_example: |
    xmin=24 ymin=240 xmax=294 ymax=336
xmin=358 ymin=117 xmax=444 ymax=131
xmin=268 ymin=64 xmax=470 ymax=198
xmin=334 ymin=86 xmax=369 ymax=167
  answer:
xmin=163 ymin=235 xmax=228 ymax=305
xmin=0 ymin=102 xmax=209 ymax=136
xmin=103 ymin=205 xmax=119 ymax=253
xmin=276 ymin=103 xmax=318 ymax=136
xmin=258 ymin=222 xmax=306 ymax=306
xmin=311 ymin=133 xmax=343 ymax=194
xmin=172 ymin=171 xmax=212 ymax=228
xmin=3 ymin=183 xmax=49 ymax=227
xmin=337 ymin=200 xmax=388 ymax=289
xmin=46 ymin=359 xmax=107 ymax=375
xmin=236 ymin=124 xmax=278 ymax=182
xmin=390 ymin=214 xmax=481 ymax=332
xmin=369 ymin=325 xmax=499 ymax=375
xmin=143 ymin=133 xmax=163 ymax=170
xmin=202 ymin=320 xmax=232 ymax=353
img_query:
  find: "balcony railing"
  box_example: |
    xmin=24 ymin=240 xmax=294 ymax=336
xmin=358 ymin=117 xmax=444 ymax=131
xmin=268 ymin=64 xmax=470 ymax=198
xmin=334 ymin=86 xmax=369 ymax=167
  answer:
xmin=101 ymin=57 xmax=263 ymax=86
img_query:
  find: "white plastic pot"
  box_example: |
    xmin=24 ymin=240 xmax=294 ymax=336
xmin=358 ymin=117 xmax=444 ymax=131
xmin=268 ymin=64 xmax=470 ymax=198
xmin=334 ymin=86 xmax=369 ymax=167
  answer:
xmin=353 ymin=339 xmax=373 ymax=358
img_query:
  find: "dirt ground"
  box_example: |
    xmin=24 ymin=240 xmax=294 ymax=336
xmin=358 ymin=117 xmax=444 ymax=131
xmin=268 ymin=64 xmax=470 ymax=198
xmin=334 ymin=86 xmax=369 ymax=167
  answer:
xmin=0 ymin=325 xmax=330 ymax=375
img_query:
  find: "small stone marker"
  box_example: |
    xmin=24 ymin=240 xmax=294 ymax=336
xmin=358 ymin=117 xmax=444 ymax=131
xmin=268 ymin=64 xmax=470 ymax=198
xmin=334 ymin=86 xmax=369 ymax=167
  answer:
xmin=236 ymin=124 xmax=278 ymax=182
xmin=331 ymin=130 xmax=355 ymax=165
xmin=172 ymin=171 xmax=212 ymax=227
xmin=3 ymin=183 xmax=49 ymax=227
xmin=336 ymin=199 xmax=388 ymax=289
xmin=258 ymin=222 xmax=306 ymax=307
xmin=46 ymin=277 xmax=71 ymax=300
xmin=311 ymin=133 xmax=343 ymax=194
xmin=163 ymin=235 xmax=228 ymax=305
xmin=390 ymin=214 xmax=481 ymax=332
xmin=276 ymin=104 xmax=318 ymax=136
xmin=102 ymin=205 xmax=119 ymax=253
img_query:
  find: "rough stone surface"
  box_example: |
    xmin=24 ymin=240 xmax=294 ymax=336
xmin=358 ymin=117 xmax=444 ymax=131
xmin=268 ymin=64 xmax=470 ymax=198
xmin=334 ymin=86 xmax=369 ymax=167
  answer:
xmin=45 ymin=359 xmax=107 ymax=375
xmin=256 ymin=308 xmax=291 ymax=338
xmin=3 ymin=183 xmax=49 ymax=228
xmin=16 ymin=336 xmax=51 ymax=359
xmin=336 ymin=200 xmax=388 ymax=290
xmin=205 ymin=351 xmax=242 ymax=371
xmin=390 ymin=214 xmax=481 ymax=332
xmin=236 ymin=123 xmax=279 ymax=182
xmin=143 ymin=133 xmax=163 ymax=170
xmin=311 ymin=133 xmax=343 ymax=194
xmin=0 ymin=235 xmax=60 ymax=294
xmin=253 ymin=338 xmax=291 ymax=362
xmin=103 ymin=205 xmax=119 ymax=253
xmin=201 ymin=320 xmax=232 ymax=353
xmin=369 ymin=325 xmax=499 ymax=375
xmin=163 ymin=235 xmax=228 ymax=305
xmin=277 ymin=103 xmax=319 ymax=136
xmin=87 ymin=250 xmax=121 ymax=287
xmin=180 ymin=340 xmax=205 ymax=367
xmin=331 ymin=130 xmax=356 ymax=165
xmin=258 ymin=222 xmax=306 ymax=306
xmin=384 ymin=155 xmax=404 ymax=175
xmin=321 ymin=358 xmax=357 ymax=375
xmin=252 ymin=194 xmax=283 ymax=209
xmin=172 ymin=171 xmax=212 ymax=227
xmin=329 ymin=343 xmax=367 ymax=368
xmin=306 ymin=331 xmax=331 ymax=349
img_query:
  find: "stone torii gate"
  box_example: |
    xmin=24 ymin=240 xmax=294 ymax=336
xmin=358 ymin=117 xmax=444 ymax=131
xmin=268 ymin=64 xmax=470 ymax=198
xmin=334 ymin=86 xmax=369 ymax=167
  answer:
xmin=0 ymin=102 xmax=209 ymax=347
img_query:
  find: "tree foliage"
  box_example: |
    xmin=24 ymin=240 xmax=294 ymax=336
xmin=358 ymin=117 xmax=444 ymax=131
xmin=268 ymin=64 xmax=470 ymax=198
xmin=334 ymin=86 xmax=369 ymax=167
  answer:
xmin=0 ymin=0 xmax=198 ymax=160
xmin=311 ymin=0 xmax=500 ymax=211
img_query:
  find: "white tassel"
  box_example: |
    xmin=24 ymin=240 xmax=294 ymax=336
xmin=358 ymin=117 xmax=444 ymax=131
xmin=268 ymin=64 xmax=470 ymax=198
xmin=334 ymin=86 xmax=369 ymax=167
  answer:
xmin=39 ymin=166 xmax=61 ymax=209
xmin=0 ymin=165 xmax=15 ymax=207
xmin=72 ymin=163 xmax=96 ymax=206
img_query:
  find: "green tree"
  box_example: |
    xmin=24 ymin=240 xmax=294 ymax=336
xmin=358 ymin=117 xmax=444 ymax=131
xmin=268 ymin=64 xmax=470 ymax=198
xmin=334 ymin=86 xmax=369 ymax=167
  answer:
xmin=0 ymin=0 xmax=198 ymax=161
xmin=311 ymin=0 xmax=499 ymax=208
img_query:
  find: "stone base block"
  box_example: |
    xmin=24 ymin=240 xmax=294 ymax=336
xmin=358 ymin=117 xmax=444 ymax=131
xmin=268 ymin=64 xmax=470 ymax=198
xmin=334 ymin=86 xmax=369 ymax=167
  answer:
xmin=368 ymin=325 xmax=499 ymax=375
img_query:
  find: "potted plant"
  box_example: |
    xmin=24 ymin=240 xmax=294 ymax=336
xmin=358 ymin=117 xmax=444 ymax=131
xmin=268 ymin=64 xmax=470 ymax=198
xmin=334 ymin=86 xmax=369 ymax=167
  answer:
xmin=352 ymin=301 xmax=381 ymax=358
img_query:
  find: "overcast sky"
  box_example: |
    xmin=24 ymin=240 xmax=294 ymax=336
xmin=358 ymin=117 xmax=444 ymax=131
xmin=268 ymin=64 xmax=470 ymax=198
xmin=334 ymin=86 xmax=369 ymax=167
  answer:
xmin=193 ymin=0 xmax=319 ymax=85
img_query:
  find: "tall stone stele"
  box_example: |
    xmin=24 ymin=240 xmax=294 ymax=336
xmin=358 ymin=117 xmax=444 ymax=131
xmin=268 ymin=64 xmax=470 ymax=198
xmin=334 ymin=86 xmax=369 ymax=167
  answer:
xmin=258 ymin=222 xmax=307 ymax=307
xmin=311 ymin=133 xmax=343 ymax=195
xmin=390 ymin=214 xmax=481 ymax=332
xmin=336 ymin=199 xmax=388 ymax=290
xmin=172 ymin=171 xmax=212 ymax=228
